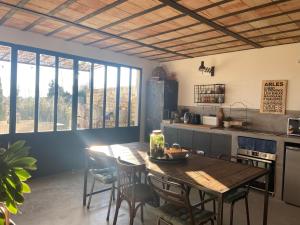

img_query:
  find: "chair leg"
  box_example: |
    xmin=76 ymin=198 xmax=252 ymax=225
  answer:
xmin=112 ymin=182 xmax=115 ymax=201
xmin=113 ymin=196 xmax=121 ymax=225
xmin=106 ymin=183 xmax=114 ymax=221
xmin=245 ymin=196 xmax=250 ymax=225
xmin=141 ymin=204 xmax=144 ymax=223
xmin=230 ymin=202 xmax=235 ymax=225
xmin=129 ymin=203 xmax=135 ymax=225
xmin=213 ymin=199 xmax=216 ymax=219
xmin=210 ymin=218 xmax=215 ymax=225
xmin=199 ymin=190 xmax=205 ymax=210
xmin=87 ymin=178 xmax=96 ymax=209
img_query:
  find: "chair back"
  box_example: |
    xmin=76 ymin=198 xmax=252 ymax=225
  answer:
xmin=116 ymin=158 xmax=146 ymax=200
xmin=86 ymin=148 xmax=116 ymax=169
xmin=147 ymin=174 xmax=192 ymax=210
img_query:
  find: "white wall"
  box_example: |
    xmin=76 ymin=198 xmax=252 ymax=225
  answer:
xmin=0 ymin=26 xmax=158 ymax=140
xmin=162 ymin=43 xmax=300 ymax=111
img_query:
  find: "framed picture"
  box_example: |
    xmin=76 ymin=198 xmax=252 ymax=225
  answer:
xmin=260 ymin=80 xmax=288 ymax=115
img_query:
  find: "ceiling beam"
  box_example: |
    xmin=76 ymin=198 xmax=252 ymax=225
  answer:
xmin=0 ymin=1 xmax=191 ymax=59
xmin=45 ymin=0 xmax=128 ymax=36
xmin=83 ymin=0 xmax=232 ymax=46
xmin=23 ymin=0 xmax=77 ymax=31
xmin=157 ymin=0 xmax=261 ymax=48
xmin=0 ymin=0 xmax=30 ymax=25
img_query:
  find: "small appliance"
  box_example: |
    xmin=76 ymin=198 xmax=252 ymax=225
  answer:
xmin=287 ymin=118 xmax=300 ymax=136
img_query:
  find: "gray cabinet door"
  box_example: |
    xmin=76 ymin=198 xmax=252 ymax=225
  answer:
xmin=192 ymin=131 xmax=211 ymax=154
xmin=163 ymin=127 xmax=178 ymax=146
xmin=178 ymin=129 xmax=193 ymax=149
xmin=210 ymin=133 xmax=232 ymax=157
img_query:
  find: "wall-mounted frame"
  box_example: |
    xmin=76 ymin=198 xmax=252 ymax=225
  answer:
xmin=194 ymin=84 xmax=225 ymax=104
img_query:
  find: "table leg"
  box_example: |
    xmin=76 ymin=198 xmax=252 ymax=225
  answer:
xmin=217 ymin=194 xmax=223 ymax=225
xmin=83 ymin=167 xmax=88 ymax=206
xmin=263 ymin=173 xmax=269 ymax=225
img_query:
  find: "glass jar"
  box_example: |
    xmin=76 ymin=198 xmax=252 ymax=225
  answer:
xmin=150 ymin=130 xmax=165 ymax=158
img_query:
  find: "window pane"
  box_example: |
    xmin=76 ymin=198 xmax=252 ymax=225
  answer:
xmin=57 ymin=58 xmax=73 ymax=131
xmin=77 ymin=61 xmax=91 ymax=129
xmin=130 ymin=69 xmax=140 ymax=126
xmin=119 ymin=67 xmax=130 ymax=127
xmin=105 ymin=66 xmax=117 ymax=128
xmin=38 ymin=54 xmax=55 ymax=132
xmin=0 ymin=45 xmax=11 ymax=134
xmin=16 ymin=50 xmax=36 ymax=133
xmin=93 ymin=64 xmax=105 ymax=128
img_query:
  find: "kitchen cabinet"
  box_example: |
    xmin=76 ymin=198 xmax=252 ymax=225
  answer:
xmin=210 ymin=133 xmax=232 ymax=157
xmin=193 ymin=131 xmax=211 ymax=154
xmin=178 ymin=129 xmax=193 ymax=149
xmin=164 ymin=127 xmax=178 ymax=146
xmin=145 ymin=80 xmax=178 ymax=141
xmin=163 ymin=126 xmax=232 ymax=156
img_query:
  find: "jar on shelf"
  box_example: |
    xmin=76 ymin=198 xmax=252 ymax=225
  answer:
xmin=150 ymin=130 xmax=165 ymax=158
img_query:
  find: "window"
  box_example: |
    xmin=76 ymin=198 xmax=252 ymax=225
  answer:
xmin=105 ymin=66 xmax=117 ymax=128
xmin=0 ymin=45 xmax=11 ymax=134
xmin=77 ymin=61 xmax=91 ymax=129
xmin=57 ymin=57 xmax=73 ymax=131
xmin=130 ymin=69 xmax=140 ymax=126
xmin=0 ymin=43 xmax=142 ymax=135
xmin=92 ymin=64 xmax=105 ymax=128
xmin=38 ymin=54 xmax=55 ymax=132
xmin=119 ymin=67 xmax=130 ymax=127
xmin=16 ymin=50 xmax=36 ymax=133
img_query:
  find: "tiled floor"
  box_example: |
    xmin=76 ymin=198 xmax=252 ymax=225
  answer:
xmin=13 ymin=171 xmax=300 ymax=225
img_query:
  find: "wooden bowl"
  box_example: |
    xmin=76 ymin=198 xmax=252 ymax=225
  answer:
xmin=165 ymin=148 xmax=189 ymax=159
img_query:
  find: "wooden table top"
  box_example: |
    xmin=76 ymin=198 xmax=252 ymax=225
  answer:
xmin=88 ymin=142 xmax=268 ymax=194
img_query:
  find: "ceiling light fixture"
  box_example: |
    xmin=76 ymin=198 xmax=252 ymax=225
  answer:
xmin=198 ymin=61 xmax=215 ymax=76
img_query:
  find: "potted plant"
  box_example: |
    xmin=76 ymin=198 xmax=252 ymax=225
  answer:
xmin=0 ymin=140 xmax=37 ymax=225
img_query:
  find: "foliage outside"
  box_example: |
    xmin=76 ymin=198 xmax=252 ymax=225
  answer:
xmin=0 ymin=140 xmax=37 ymax=225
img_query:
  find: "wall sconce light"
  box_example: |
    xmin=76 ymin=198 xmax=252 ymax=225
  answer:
xmin=199 ymin=61 xmax=215 ymax=76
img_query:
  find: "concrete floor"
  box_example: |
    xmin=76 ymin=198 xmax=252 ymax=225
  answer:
xmin=13 ymin=171 xmax=300 ymax=225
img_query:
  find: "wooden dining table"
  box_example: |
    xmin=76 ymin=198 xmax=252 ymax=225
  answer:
xmin=83 ymin=142 xmax=270 ymax=225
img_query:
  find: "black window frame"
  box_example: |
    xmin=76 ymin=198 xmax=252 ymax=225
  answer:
xmin=0 ymin=41 xmax=142 ymax=135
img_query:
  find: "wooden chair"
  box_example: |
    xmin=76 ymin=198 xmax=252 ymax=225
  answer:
xmin=148 ymin=174 xmax=215 ymax=225
xmin=113 ymin=158 xmax=154 ymax=225
xmin=85 ymin=152 xmax=117 ymax=221
xmin=200 ymin=154 xmax=250 ymax=225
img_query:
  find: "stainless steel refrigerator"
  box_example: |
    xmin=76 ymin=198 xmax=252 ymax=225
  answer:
xmin=284 ymin=145 xmax=300 ymax=206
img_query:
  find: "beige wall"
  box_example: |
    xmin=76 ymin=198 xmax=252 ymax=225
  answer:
xmin=162 ymin=43 xmax=300 ymax=110
xmin=0 ymin=26 xmax=158 ymax=140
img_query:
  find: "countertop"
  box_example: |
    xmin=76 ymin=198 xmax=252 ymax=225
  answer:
xmin=161 ymin=121 xmax=300 ymax=144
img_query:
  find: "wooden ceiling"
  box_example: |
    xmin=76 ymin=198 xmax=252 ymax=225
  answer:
xmin=0 ymin=0 xmax=299 ymax=62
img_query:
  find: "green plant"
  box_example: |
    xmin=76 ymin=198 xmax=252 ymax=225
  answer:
xmin=0 ymin=140 xmax=37 ymax=224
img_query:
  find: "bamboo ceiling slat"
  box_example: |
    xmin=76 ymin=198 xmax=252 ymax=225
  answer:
xmin=0 ymin=6 xmax=10 ymax=19
xmin=52 ymin=25 xmax=88 ymax=40
xmin=3 ymin=10 xmax=38 ymax=29
xmin=90 ymin=38 xmax=126 ymax=49
xmin=29 ymin=19 xmax=65 ymax=34
xmin=105 ymin=42 xmax=141 ymax=52
xmin=190 ymin=45 xmax=253 ymax=58
xmin=74 ymin=32 xmax=110 ymax=45
xmin=24 ymin=0 xmax=67 ymax=14
xmin=46 ymin=0 xmax=128 ymax=36
xmin=157 ymin=55 xmax=187 ymax=62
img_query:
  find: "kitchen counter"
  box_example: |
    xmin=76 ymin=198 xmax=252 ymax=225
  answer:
xmin=161 ymin=120 xmax=300 ymax=200
xmin=162 ymin=120 xmax=300 ymax=144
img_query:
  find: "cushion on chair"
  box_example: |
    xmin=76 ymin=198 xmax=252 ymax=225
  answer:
xmin=89 ymin=167 xmax=117 ymax=184
xmin=224 ymin=187 xmax=248 ymax=203
xmin=148 ymin=203 xmax=214 ymax=225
